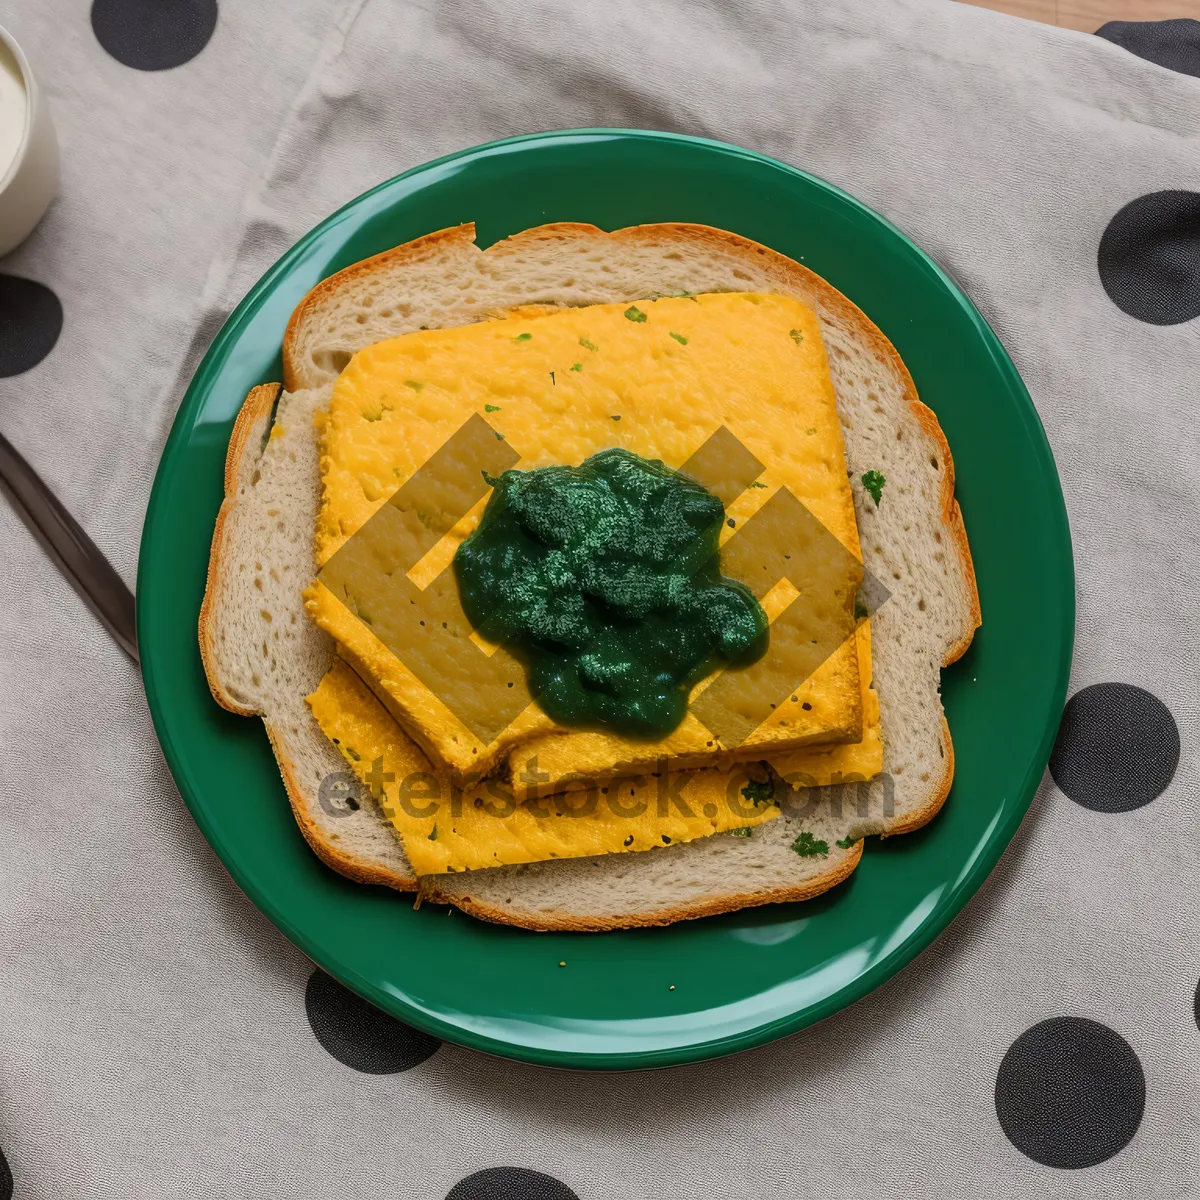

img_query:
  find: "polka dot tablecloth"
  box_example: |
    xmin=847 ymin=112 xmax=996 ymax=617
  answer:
xmin=0 ymin=1 xmax=1197 ymax=1197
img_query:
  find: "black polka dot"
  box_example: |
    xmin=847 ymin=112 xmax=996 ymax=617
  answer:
xmin=1050 ymin=683 xmax=1179 ymax=812
xmin=305 ymin=969 xmax=440 ymax=1073
xmin=1098 ymin=191 xmax=1200 ymax=325
xmin=1096 ymin=19 xmax=1200 ymax=79
xmin=91 ymin=0 xmax=217 ymax=71
xmin=0 ymin=276 xmax=63 ymax=377
xmin=0 ymin=1146 xmax=10 ymax=1200
xmin=447 ymin=1168 xmax=578 ymax=1200
xmin=996 ymin=1017 xmax=1145 ymax=1168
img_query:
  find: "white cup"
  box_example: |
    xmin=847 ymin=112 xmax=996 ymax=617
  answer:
xmin=0 ymin=23 xmax=59 ymax=258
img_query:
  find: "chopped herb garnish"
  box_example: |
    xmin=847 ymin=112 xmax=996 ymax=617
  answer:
xmin=514 ymin=332 xmax=532 ymax=342
xmin=570 ymin=362 xmax=583 ymax=372
xmin=789 ymin=329 xmax=804 ymax=345
xmin=404 ymin=379 xmax=423 ymax=391
xmin=579 ymin=336 xmax=598 ymax=351
xmin=495 ymin=432 xmax=505 ymax=441
xmin=550 ymin=371 xmax=556 ymax=386
xmin=854 ymin=598 xmax=869 ymax=620
xmin=861 ymin=470 xmax=887 ymax=506
xmin=624 ymin=305 xmax=647 ymax=323
xmin=610 ymin=414 xmax=621 ymax=421
xmin=726 ymin=518 xmax=736 ymax=529
xmin=728 ymin=826 xmax=754 ymax=838
xmin=836 ymin=835 xmax=856 ymax=849
xmin=669 ymin=331 xmax=688 ymax=345
xmin=741 ymin=778 xmax=775 ymax=807
xmin=790 ymin=831 xmax=829 ymax=857
xmin=677 ymin=290 xmax=700 ymax=301
xmin=749 ymin=481 xmax=767 ymax=489
xmin=428 ymin=825 xmax=438 ymax=841
xmin=484 ymin=403 xmax=501 ymax=413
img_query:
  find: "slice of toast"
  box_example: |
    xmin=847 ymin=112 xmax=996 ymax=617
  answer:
xmin=199 ymin=382 xmax=415 ymax=889
xmin=200 ymin=222 xmax=979 ymax=930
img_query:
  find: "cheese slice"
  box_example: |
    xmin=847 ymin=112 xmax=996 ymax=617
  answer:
xmin=308 ymin=658 xmax=781 ymax=875
xmin=771 ymin=618 xmax=882 ymax=786
xmin=518 ymin=620 xmax=883 ymax=798
xmin=307 ymin=619 xmax=882 ymax=874
xmin=308 ymin=292 xmax=866 ymax=785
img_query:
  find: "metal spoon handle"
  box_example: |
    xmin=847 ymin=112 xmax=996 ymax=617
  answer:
xmin=0 ymin=431 xmax=138 ymax=664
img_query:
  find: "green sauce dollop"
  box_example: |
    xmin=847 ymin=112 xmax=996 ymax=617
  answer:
xmin=453 ymin=448 xmax=768 ymax=738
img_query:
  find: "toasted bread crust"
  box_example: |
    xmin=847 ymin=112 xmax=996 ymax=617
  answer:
xmin=881 ymin=714 xmax=956 ymax=838
xmin=205 ymin=219 xmax=979 ymax=930
xmin=225 ymin=381 xmax=279 ymax=496
xmin=422 ymin=840 xmax=864 ymax=932
xmin=200 ymin=381 xmax=417 ymax=892
xmin=268 ymin=723 xmax=417 ymax=891
xmin=282 ymin=224 xmax=478 ymax=393
xmin=199 ymin=382 xmax=280 ymax=716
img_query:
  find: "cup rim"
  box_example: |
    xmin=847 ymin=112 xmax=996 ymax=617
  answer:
xmin=0 ymin=22 xmax=37 ymax=194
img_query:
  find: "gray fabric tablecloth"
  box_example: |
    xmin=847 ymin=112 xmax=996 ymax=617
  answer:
xmin=1 ymin=1 xmax=1197 ymax=1197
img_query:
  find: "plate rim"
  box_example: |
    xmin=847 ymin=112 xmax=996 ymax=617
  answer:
xmin=138 ymin=127 xmax=1075 ymax=1070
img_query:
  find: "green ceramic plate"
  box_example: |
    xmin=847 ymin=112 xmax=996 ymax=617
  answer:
xmin=138 ymin=129 xmax=1073 ymax=1070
